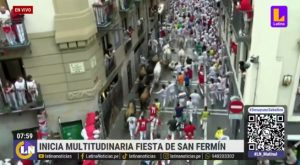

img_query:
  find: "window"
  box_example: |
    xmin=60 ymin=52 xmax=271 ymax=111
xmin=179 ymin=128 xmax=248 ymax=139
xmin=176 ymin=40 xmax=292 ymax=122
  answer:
xmin=0 ymin=59 xmax=26 ymax=83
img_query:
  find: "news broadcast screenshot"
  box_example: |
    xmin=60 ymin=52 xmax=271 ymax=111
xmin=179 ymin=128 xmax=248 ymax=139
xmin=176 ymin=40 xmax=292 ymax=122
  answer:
xmin=0 ymin=0 xmax=299 ymax=165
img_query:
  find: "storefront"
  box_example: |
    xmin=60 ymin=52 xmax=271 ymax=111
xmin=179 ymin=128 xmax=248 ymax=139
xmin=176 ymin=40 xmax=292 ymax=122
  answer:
xmin=98 ymin=74 xmax=123 ymax=136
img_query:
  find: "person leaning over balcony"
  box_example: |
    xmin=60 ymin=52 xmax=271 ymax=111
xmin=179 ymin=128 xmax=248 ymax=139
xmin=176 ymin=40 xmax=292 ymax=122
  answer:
xmin=15 ymin=76 xmax=27 ymax=106
xmin=26 ymin=75 xmax=38 ymax=102
xmin=4 ymin=81 xmax=18 ymax=110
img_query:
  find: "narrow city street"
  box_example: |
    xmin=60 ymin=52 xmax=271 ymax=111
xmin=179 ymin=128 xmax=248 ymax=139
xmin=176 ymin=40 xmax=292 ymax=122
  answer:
xmin=102 ymin=60 xmax=244 ymax=165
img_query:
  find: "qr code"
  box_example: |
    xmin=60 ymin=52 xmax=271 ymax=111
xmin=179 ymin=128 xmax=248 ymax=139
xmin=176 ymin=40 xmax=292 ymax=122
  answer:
xmin=247 ymin=114 xmax=285 ymax=151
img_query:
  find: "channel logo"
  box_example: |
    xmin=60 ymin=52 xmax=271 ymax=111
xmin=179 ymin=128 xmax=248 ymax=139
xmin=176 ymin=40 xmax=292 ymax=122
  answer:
xmin=271 ymin=6 xmax=288 ymax=28
xmin=14 ymin=140 xmax=37 ymax=160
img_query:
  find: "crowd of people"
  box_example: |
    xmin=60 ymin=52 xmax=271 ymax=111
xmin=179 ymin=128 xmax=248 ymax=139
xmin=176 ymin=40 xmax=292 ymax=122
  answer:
xmin=2 ymin=75 xmax=39 ymax=110
xmin=128 ymin=0 xmax=232 ymax=164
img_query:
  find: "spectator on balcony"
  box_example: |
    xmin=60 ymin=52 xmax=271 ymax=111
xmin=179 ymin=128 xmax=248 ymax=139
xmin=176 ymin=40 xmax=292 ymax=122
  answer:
xmin=4 ymin=81 xmax=18 ymax=110
xmin=0 ymin=6 xmax=17 ymax=46
xmin=0 ymin=6 xmax=10 ymax=24
xmin=26 ymin=75 xmax=38 ymax=102
xmin=15 ymin=76 xmax=27 ymax=107
xmin=10 ymin=8 xmax=25 ymax=44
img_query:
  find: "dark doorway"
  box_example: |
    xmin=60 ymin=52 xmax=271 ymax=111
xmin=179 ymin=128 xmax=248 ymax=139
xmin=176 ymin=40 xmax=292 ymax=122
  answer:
xmin=0 ymin=59 xmax=26 ymax=83
xmin=1 ymin=59 xmax=25 ymax=83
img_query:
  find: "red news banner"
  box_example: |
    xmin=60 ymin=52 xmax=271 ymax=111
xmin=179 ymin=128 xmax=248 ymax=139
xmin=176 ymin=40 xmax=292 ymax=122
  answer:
xmin=12 ymin=6 xmax=33 ymax=14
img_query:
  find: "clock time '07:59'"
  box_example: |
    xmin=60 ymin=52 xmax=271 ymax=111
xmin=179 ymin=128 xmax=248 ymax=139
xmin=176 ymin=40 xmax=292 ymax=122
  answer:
xmin=14 ymin=132 xmax=34 ymax=140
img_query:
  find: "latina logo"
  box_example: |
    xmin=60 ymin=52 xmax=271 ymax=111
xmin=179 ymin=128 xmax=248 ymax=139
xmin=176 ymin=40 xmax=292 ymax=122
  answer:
xmin=271 ymin=6 xmax=288 ymax=28
xmin=15 ymin=141 xmax=36 ymax=159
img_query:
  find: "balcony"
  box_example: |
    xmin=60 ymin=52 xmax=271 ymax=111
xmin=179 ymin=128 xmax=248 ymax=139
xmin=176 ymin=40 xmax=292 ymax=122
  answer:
xmin=0 ymin=18 xmax=30 ymax=50
xmin=93 ymin=1 xmax=115 ymax=28
xmin=0 ymin=83 xmax=44 ymax=115
xmin=119 ymin=0 xmax=134 ymax=13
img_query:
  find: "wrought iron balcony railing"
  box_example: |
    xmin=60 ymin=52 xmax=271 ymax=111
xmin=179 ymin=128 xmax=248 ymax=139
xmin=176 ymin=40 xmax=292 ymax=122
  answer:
xmin=0 ymin=18 xmax=30 ymax=49
xmin=93 ymin=1 xmax=115 ymax=28
xmin=119 ymin=0 xmax=134 ymax=12
xmin=0 ymin=83 xmax=44 ymax=115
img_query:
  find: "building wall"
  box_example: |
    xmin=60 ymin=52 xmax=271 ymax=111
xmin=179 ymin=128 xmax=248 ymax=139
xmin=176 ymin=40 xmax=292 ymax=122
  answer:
xmin=244 ymin=0 xmax=300 ymax=121
xmin=7 ymin=0 xmax=55 ymax=33
xmin=0 ymin=0 xmax=150 ymax=158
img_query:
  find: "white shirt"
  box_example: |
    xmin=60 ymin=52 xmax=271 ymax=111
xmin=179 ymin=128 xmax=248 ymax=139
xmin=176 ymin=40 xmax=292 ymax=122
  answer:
xmin=27 ymin=80 xmax=37 ymax=90
xmin=15 ymin=79 xmax=26 ymax=91
xmin=150 ymin=117 xmax=159 ymax=128
xmin=224 ymin=88 xmax=230 ymax=95
xmin=175 ymin=64 xmax=182 ymax=73
xmin=190 ymin=93 xmax=201 ymax=104
xmin=0 ymin=10 xmax=10 ymax=23
xmin=217 ymin=82 xmax=223 ymax=90
xmin=127 ymin=116 xmax=137 ymax=129
xmin=155 ymin=88 xmax=167 ymax=97
xmin=167 ymin=83 xmax=176 ymax=93
xmin=186 ymin=100 xmax=193 ymax=109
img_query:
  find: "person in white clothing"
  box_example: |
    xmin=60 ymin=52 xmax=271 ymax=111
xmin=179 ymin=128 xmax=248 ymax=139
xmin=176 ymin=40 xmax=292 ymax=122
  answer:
xmin=148 ymin=39 xmax=158 ymax=53
xmin=223 ymin=84 xmax=230 ymax=108
xmin=166 ymin=81 xmax=176 ymax=105
xmin=208 ymin=79 xmax=217 ymax=106
xmin=15 ymin=76 xmax=27 ymax=107
xmin=0 ymin=6 xmax=10 ymax=24
xmin=216 ymin=79 xmax=224 ymax=102
xmin=186 ymin=97 xmax=194 ymax=122
xmin=190 ymin=89 xmax=201 ymax=109
xmin=153 ymin=84 xmax=167 ymax=110
xmin=149 ymin=114 xmax=160 ymax=140
xmin=4 ymin=81 xmax=18 ymax=109
xmin=26 ymin=75 xmax=38 ymax=102
xmin=0 ymin=6 xmax=17 ymax=46
xmin=127 ymin=113 xmax=137 ymax=140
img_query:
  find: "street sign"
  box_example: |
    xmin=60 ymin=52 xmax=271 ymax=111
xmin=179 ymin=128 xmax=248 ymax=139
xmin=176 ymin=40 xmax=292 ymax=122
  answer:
xmin=229 ymin=100 xmax=244 ymax=114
